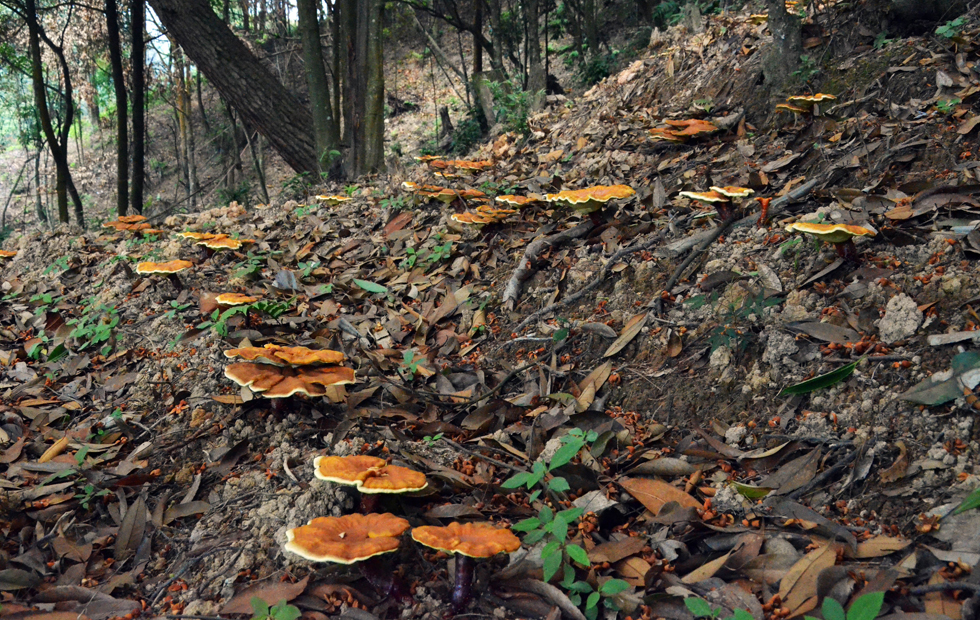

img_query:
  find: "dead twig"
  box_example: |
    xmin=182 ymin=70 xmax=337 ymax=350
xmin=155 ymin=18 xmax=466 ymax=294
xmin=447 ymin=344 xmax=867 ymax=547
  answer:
xmin=502 ymin=221 xmax=594 ymax=310
xmin=650 ymin=217 xmax=736 ymax=315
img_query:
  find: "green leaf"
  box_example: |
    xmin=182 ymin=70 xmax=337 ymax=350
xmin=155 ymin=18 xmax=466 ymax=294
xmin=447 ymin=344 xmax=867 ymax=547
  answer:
xmin=538 ymin=505 xmax=554 ymax=524
xmin=524 ymin=528 xmax=547 ymax=544
xmin=353 ymin=279 xmax=388 ymax=294
xmin=541 ymin=541 xmax=561 ymax=558
xmin=543 ymin=549 xmax=563 ymax=582
xmin=557 ymin=507 xmax=584 ymax=524
xmin=733 ymin=611 xmax=755 ymax=620
xmin=952 ymin=486 xmax=980 ymax=515
xmin=250 ymin=597 xmax=269 ymax=620
xmin=847 ymin=591 xmax=884 ymax=620
xmin=553 ymin=327 xmax=569 ymax=342
xmin=549 ymin=440 xmax=583 ymax=469
xmin=685 ymin=598 xmax=715 ymax=618
xmin=780 ymin=357 xmax=863 ymax=396
xmin=549 ymin=517 xmax=568 ymax=542
xmin=511 ymin=517 xmax=541 ymax=532
xmin=730 ymin=481 xmax=774 ymax=499
xmin=822 ymin=597 xmax=846 ymax=620
xmin=599 ymin=579 xmax=630 ymax=595
xmin=529 ymin=490 xmax=542 ymax=502
xmin=271 ymin=602 xmax=301 ymax=620
xmin=586 ymin=591 xmax=601 ymax=609
xmin=548 ymin=477 xmax=571 ymax=492
xmin=501 ymin=473 xmax=530 ymax=489
xmin=566 ymin=544 xmax=590 ymax=566
xmin=568 ymin=580 xmax=594 ymax=594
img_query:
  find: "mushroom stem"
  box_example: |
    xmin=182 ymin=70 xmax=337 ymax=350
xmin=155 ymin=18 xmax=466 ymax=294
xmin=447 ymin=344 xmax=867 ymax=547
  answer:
xmin=358 ymin=492 xmax=381 ymax=514
xmin=715 ymin=202 xmax=733 ymax=221
xmin=359 ymin=556 xmax=411 ymax=602
xmin=588 ymin=210 xmax=605 ymax=228
xmin=451 ymin=555 xmax=475 ymax=612
xmin=834 ymin=239 xmax=861 ymax=262
xmin=167 ymin=274 xmax=184 ymax=292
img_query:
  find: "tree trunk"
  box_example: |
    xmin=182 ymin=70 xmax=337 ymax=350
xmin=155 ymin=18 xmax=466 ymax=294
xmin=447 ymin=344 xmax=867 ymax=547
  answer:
xmin=763 ymin=0 xmax=803 ymax=90
xmin=85 ymin=74 xmax=102 ymax=127
xmin=338 ymin=0 xmax=385 ymax=178
xmin=25 ymin=0 xmax=84 ymax=226
xmin=148 ymin=0 xmax=318 ymax=173
xmin=106 ymin=0 xmax=129 ymax=216
xmin=131 ymin=0 xmax=146 ymax=214
xmin=582 ymin=0 xmax=599 ymax=55
xmin=488 ymin=0 xmax=503 ymax=73
xmin=297 ymin=0 xmax=337 ymax=172
xmin=473 ymin=0 xmax=483 ymax=75
xmin=330 ymin=2 xmax=341 ymax=148
xmin=173 ymin=45 xmax=197 ymax=208
xmin=526 ymin=0 xmax=546 ymax=104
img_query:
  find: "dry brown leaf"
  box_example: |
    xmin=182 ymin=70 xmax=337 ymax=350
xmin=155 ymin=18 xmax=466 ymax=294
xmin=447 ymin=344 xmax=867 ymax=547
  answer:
xmin=879 ymin=440 xmax=909 ymax=483
xmin=38 ymin=436 xmax=69 ymax=463
xmin=682 ymin=548 xmax=733 ymax=584
xmin=619 ymin=477 xmax=702 ymax=514
xmin=924 ymin=573 xmax=962 ymax=619
xmin=222 ymin=575 xmax=310 ymax=614
xmin=616 ymin=556 xmax=652 ymax=586
xmin=850 ymin=536 xmax=911 ymax=559
xmin=667 ymin=329 xmax=682 ymax=358
xmin=604 ymin=313 xmax=647 ymax=357
xmin=778 ymin=543 xmax=839 ymax=614
xmin=575 ymin=361 xmax=613 ymax=412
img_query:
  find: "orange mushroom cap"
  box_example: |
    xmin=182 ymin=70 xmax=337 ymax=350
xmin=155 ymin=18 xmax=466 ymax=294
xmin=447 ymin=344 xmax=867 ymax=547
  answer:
xmin=314 ymin=455 xmax=428 ymax=494
xmin=411 ymin=522 xmax=521 ymax=558
xmin=414 ymin=155 xmax=443 ymax=162
xmin=196 ymin=236 xmax=254 ymax=250
xmin=177 ymin=231 xmax=226 ymax=240
xmin=315 ymin=195 xmax=352 ymax=206
xmin=284 ymin=513 xmax=410 ymax=564
xmin=545 ymin=185 xmax=636 ymax=214
xmin=419 ymin=188 xmax=486 ymax=204
xmin=668 ymin=122 xmax=719 ymax=137
xmin=786 ymin=94 xmax=837 ymax=108
xmin=495 ymin=195 xmax=535 ymax=207
xmin=140 ymin=228 xmax=166 ymax=235
xmin=224 ymin=343 xmax=346 ymax=366
xmin=677 ymin=190 xmax=729 ymax=203
xmin=214 ymin=293 xmax=261 ymax=306
xmin=710 ymin=186 xmax=755 ymax=199
xmin=775 ymin=103 xmax=809 ymax=114
xmin=649 ymin=128 xmax=687 ymax=143
xmin=0 ymin=249 xmax=16 ymax=258
xmin=224 ymin=362 xmax=355 ymax=398
xmin=784 ymin=222 xmax=876 ymax=243
xmin=135 ymin=260 xmax=193 ymax=274
xmin=117 ymin=215 xmax=148 ymax=224
xmin=451 ymin=212 xmax=496 ymax=225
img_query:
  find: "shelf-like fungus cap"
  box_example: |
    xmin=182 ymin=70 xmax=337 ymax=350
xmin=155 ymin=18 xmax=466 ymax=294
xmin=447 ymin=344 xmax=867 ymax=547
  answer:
xmin=451 ymin=212 xmax=496 ymax=225
xmin=668 ymin=121 xmax=720 ymax=137
xmin=136 ymin=260 xmax=193 ymax=275
xmin=677 ymin=190 xmax=729 ymax=203
xmin=786 ymin=93 xmax=837 ymax=108
xmin=710 ymin=186 xmax=755 ymax=199
xmin=225 ymin=362 xmax=355 ymax=398
xmin=196 ymin=236 xmax=253 ymax=250
xmin=419 ymin=188 xmax=486 ymax=204
xmin=177 ymin=231 xmax=226 ymax=240
xmin=314 ymin=455 xmax=428 ymax=494
xmin=140 ymin=228 xmax=166 ymax=235
xmin=545 ymin=185 xmax=636 ymax=214
xmin=315 ymin=195 xmax=352 ymax=206
xmin=215 ymin=293 xmax=261 ymax=307
xmin=224 ymin=343 xmax=346 ymax=366
xmin=411 ymin=522 xmax=521 ymax=558
xmin=284 ymin=513 xmax=411 ymax=564
xmin=0 ymin=249 xmax=16 ymax=259
xmin=776 ymin=103 xmax=809 ymax=114
xmin=414 ymin=155 xmax=443 ymax=162
xmin=649 ymin=127 xmax=687 ymax=143
xmin=495 ymin=195 xmax=534 ymax=207
xmin=117 ymin=215 xmax=148 ymax=224
xmin=785 ymin=222 xmax=876 ymax=244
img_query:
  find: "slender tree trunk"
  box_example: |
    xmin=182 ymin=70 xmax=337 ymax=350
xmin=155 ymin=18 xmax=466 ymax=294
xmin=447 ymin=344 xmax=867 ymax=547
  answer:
xmin=338 ymin=0 xmax=384 ymax=177
xmin=148 ymin=0 xmax=318 ymax=173
xmin=330 ymin=3 xmax=341 ymax=147
xmin=25 ymin=0 xmax=83 ymax=226
xmin=582 ymin=0 xmax=599 ymax=55
xmin=763 ymin=0 xmax=803 ymax=90
xmin=526 ymin=0 xmax=546 ymax=102
xmin=195 ymin=67 xmax=211 ymax=134
xmin=33 ymin=150 xmax=46 ymax=224
xmin=85 ymin=74 xmax=102 ymax=127
xmin=184 ymin=62 xmax=198 ymax=208
xmin=246 ymin=129 xmax=268 ymax=203
xmin=297 ymin=0 xmax=337 ymax=172
xmin=106 ymin=0 xmax=129 ymax=216
xmin=222 ymin=102 xmax=243 ymax=191
xmin=172 ymin=45 xmax=196 ymax=208
xmin=132 ymin=0 xmax=146 ymax=214
xmin=473 ymin=0 xmax=483 ymax=75
xmin=239 ymin=0 xmax=249 ymax=31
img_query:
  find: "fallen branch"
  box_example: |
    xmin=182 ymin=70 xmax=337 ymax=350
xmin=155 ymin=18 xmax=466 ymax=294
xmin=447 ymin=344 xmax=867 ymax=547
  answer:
xmin=512 ymin=232 xmax=665 ymax=334
xmin=502 ymin=221 xmax=594 ymax=310
xmin=649 ymin=217 xmax=735 ymax=315
xmin=660 ymin=177 xmax=822 ymax=257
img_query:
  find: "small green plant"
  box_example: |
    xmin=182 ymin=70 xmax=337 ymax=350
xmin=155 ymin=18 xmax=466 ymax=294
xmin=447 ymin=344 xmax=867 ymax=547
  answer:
xmin=400 ymin=349 xmax=422 ymax=380
xmin=64 ymin=298 xmax=120 ymax=356
xmin=793 ymin=54 xmax=820 ymax=83
xmin=344 ymin=184 xmax=358 ymax=196
xmin=693 ymin=97 xmax=714 ymax=112
xmin=684 ymin=289 xmax=782 ymax=353
xmin=75 ymin=483 xmax=110 ymax=510
xmin=936 ymin=98 xmax=961 ymax=115
xmin=197 ymin=299 xmax=293 ymax=338
xmin=297 ymin=260 xmax=321 ymax=279
xmin=232 ymin=250 xmax=282 ymax=279
xmin=449 ymin=117 xmax=484 ymax=154
xmin=685 ymin=597 xmax=754 ymax=620
xmin=380 ymin=195 xmax=407 ymax=211
xmin=873 ymin=32 xmax=894 ymax=49
xmin=426 ymin=241 xmax=453 ymax=265
xmin=579 ymin=52 xmax=619 ymax=86
xmin=488 ymin=77 xmax=535 ymax=135
xmin=43 ymin=255 xmax=71 ymax=276
xmin=281 ymin=172 xmax=313 ymax=200
xmin=164 ymin=300 xmax=191 ymax=320
xmin=562 ymin=573 xmax=631 ymax=620
xmin=400 ymin=247 xmax=419 ymax=270
xmin=422 ymin=432 xmax=444 ymax=446
xmin=250 ymin=598 xmax=301 ymax=620
xmin=935 ymin=16 xmax=969 ymax=39
xmin=294 ymin=204 xmax=317 ymax=218
xmin=804 ymin=592 xmax=885 ymax=620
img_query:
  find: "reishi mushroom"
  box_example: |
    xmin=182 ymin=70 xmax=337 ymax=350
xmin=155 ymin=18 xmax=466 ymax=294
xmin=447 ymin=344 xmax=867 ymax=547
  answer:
xmin=314 ymin=195 xmax=352 ymax=206
xmin=785 ymin=221 xmax=876 ymax=262
xmin=678 ymin=190 xmax=733 ymax=221
xmin=224 ymin=362 xmax=355 ymax=399
xmin=411 ymin=522 xmax=520 ymax=612
xmin=284 ymin=513 xmax=412 ymax=599
xmin=224 ymin=343 xmax=346 ymax=366
xmin=0 ymin=249 xmax=17 ymax=259
xmin=135 ymin=259 xmax=193 ymax=291
xmin=314 ymin=454 xmax=427 ymax=513
xmin=755 ymin=197 xmax=773 ymax=228
xmin=544 ymin=184 xmax=636 ymax=226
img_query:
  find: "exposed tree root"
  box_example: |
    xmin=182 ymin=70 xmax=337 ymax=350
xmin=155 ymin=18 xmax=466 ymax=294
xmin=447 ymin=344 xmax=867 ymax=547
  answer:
xmin=502 ymin=221 xmax=594 ymax=310
xmin=650 ymin=217 xmax=735 ymax=316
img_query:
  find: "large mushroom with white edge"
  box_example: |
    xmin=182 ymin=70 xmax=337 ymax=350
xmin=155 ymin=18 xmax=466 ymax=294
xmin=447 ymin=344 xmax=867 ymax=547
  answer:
xmin=224 ymin=343 xmax=346 ymax=366
xmin=545 ymin=185 xmax=636 ymax=226
xmin=313 ymin=454 xmax=427 ymax=513
xmin=0 ymin=250 xmax=17 ymax=260
xmin=710 ymin=186 xmax=755 ymax=220
xmin=135 ymin=259 xmax=193 ymax=291
xmin=785 ymin=221 xmax=876 ymax=262
xmin=284 ymin=513 xmax=412 ymax=600
xmin=224 ymin=362 xmax=355 ymax=400
xmin=411 ymin=522 xmax=521 ymax=612
xmin=677 ymin=190 xmax=733 ymax=221
xmin=314 ymin=195 xmax=351 ymax=206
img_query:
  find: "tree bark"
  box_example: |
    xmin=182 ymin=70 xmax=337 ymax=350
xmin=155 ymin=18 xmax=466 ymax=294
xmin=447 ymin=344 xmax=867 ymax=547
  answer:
xmin=25 ymin=0 xmax=84 ymax=226
xmin=339 ymin=0 xmax=385 ymax=178
xmin=132 ymin=0 xmax=146 ymax=214
xmin=526 ymin=0 xmax=546 ymax=104
xmin=106 ymin=0 xmax=129 ymax=216
xmin=148 ymin=0 xmax=318 ymax=173
xmin=297 ymin=0 xmax=337 ymax=172
xmin=762 ymin=0 xmax=803 ymax=90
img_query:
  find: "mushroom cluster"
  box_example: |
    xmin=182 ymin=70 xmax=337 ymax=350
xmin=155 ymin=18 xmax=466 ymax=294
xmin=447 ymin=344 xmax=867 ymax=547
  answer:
xmin=678 ymin=185 xmax=754 ymax=222
xmin=176 ymin=231 xmax=255 ymax=253
xmin=103 ymin=214 xmax=164 ymax=235
xmin=649 ymin=118 xmax=719 ymax=143
xmin=776 ymin=93 xmax=836 ymax=117
xmin=314 ymin=195 xmax=352 ymax=207
xmin=424 ymin=159 xmax=494 ymax=176
xmin=223 ymin=343 xmax=355 ymax=408
xmin=286 ymin=454 xmax=519 ymax=612
xmin=451 ymin=204 xmax=518 ymax=226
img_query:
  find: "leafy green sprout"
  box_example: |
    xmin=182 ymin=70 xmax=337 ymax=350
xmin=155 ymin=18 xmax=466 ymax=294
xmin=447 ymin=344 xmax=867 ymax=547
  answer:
xmin=164 ymin=300 xmax=192 ymax=320
xmin=936 ymin=16 xmax=969 ymax=39
xmin=805 ymin=592 xmax=885 ymax=620
xmin=297 ymin=260 xmax=321 ymax=279
xmin=43 ymin=255 xmax=71 ymax=276
xmin=196 ymin=299 xmax=294 ymax=339
xmin=936 ymin=98 xmax=961 ymax=115
xmin=425 ymin=241 xmax=453 ymax=265
xmin=250 ymin=598 xmax=301 ymax=620
xmin=423 ymin=433 xmax=444 ymax=446
xmin=505 ymin=428 xmax=625 ymax=618
xmin=400 ymin=349 xmax=422 ymax=380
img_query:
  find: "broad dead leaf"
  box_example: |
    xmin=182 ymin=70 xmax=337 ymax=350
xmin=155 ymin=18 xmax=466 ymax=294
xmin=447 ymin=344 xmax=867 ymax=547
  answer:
xmin=619 ymin=477 xmax=701 ymax=514
xmin=222 ymin=575 xmax=310 ymax=614
xmin=924 ymin=573 xmax=961 ymax=620
xmin=604 ymin=313 xmax=647 ymax=357
xmin=850 ymin=536 xmax=911 ymax=559
xmin=778 ymin=543 xmax=839 ymax=614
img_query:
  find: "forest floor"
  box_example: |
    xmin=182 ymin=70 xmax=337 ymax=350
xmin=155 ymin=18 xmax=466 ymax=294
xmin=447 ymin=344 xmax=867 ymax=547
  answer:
xmin=4 ymin=4 xmax=980 ymax=620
